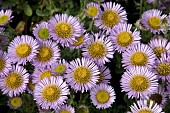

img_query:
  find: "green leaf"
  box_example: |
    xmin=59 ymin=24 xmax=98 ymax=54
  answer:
xmin=23 ymin=4 xmax=32 ymax=16
xmin=36 ymin=9 xmax=50 ymax=17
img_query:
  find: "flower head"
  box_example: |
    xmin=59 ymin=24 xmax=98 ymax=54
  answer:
xmin=94 ymin=2 xmax=127 ymax=34
xmin=109 ymin=23 xmax=141 ymax=53
xmin=0 ymin=9 xmax=13 ymax=26
xmin=141 ymin=9 xmax=167 ymax=34
xmin=8 ymin=96 xmax=22 ymax=109
xmin=34 ymin=76 xmax=70 ymax=109
xmin=65 ymin=57 xmax=100 ymax=93
xmin=33 ymin=21 xmax=51 ymax=41
xmin=0 ymin=65 xmax=29 ymax=97
xmin=90 ymin=83 xmax=116 ymax=109
xmin=122 ymin=43 xmax=156 ymax=69
xmin=8 ymin=35 xmax=39 ymax=65
xmin=32 ymin=40 xmax=60 ymax=68
xmin=120 ymin=66 xmax=158 ymax=99
xmin=48 ymin=14 xmax=83 ymax=47
xmin=82 ymin=32 xmax=114 ymax=65
xmin=85 ymin=2 xmax=101 ymax=19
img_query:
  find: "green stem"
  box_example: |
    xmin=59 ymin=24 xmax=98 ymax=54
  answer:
xmin=77 ymin=48 xmax=81 ymax=58
xmin=139 ymin=0 xmax=143 ymax=18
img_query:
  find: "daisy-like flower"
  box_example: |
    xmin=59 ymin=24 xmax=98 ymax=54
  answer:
xmin=32 ymin=40 xmax=60 ymax=68
xmin=120 ymin=66 xmax=158 ymax=99
xmin=8 ymin=96 xmax=22 ymax=109
xmin=147 ymin=0 xmax=156 ymax=4
xmin=94 ymin=2 xmax=127 ymax=34
xmin=0 ymin=65 xmax=29 ymax=97
xmin=141 ymin=9 xmax=167 ymax=34
xmin=96 ymin=65 xmax=111 ymax=84
xmin=65 ymin=57 xmax=100 ymax=93
xmin=32 ymin=67 xmax=55 ymax=84
xmin=51 ymin=59 xmax=69 ymax=76
xmin=69 ymin=32 xmax=90 ymax=49
xmin=148 ymin=85 xmax=168 ymax=107
xmin=90 ymin=83 xmax=116 ymax=109
xmin=129 ymin=100 xmax=164 ymax=113
xmin=48 ymin=13 xmax=83 ymax=47
xmin=0 ymin=50 xmax=12 ymax=78
xmin=82 ymin=32 xmax=114 ymax=65
xmin=34 ymin=76 xmax=70 ymax=109
xmin=85 ymin=2 xmax=101 ymax=19
xmin=109 ymin=23 xmax=141 ymax=53
xmin=33 ymin=21 xmax=51 ymax=41
xmin=122 ymin=43 xmax=156 ymax=69
xmin=8 ymin=35 xmax=39 ymax=65
xmin=55 ymin=105 xmax=75 ymax=113
xmin=152 ymin=52 xmax=170 ymax=81
xmin=0 ymin=9 xmax=13 ymax=26
xmin=148 ymin=37 xmax=170 ymax=58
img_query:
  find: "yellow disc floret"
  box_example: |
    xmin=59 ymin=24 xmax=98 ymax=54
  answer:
xmin=36 ymin=46 xmax=53 ymax=62
xmin=9 ymin=97 xmax=22 ymax=108
xmin=130 ymin=74 xmax=150 ymax=92
xmin=148 ymin=16 xmax=161 ymax=29
xmin=0 ymin=15 xmax=9 ymax=24
xmin=117 ymin=31 xmax=133 ymax=47
xmin=86 ymin=6 xmax=98 ymax=17
xmin=156 ymin=62 xmax=170 ymax=76
xmin=130 ymin=52 xmax=148 ymax=66
xmin=38 ymin=28 xmax=49 ymax=39
xmin=102 ymin=10 xmax=120 ymax=27
xmin=96 ymin=90 xmax=109 ymax=103
xmin=16 ymin=44 xmax=32 ymax=58
xmin=73 ymin=66 xmax=91 ymax=84
xmin=42 ymin=85 xmax=61 ymax=102
xmin=88 ymin=42 xmax=106 ymax=58
xmin=55 ymin=22 xmax=73 ymax=39
xmin=5 ymin=72 xmax=23 ymax=89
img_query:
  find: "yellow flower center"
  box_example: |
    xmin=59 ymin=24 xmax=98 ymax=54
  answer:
xmin=38 ymin=28 xmax=49 ymax=39
xmin=148 ymin=16 xmax=161 ymax=29
xmin=130 ymin=74 xmax=150 ymax=92
xmin=42 ymin=85 xmax=61 ymax=102
xmin=36 ymin=46 xmax=53 ymax=62
xmin=0 ymin=15 xmax=9 ymax=24
xmin=138 ymin=109 xmax=153 ymax=113
xmin=156 ymin=62 xmax=170 ymax=76
xmin=73 ymin=66 xmax=91 ymax=84
xmin=102 ymin=10 xmax=120 ymax=27
xmin=60 ymin=110 xmax=70 ymax=113
xmin=40 ymin=70 xmax=54 ymax=80
xmin=86 ymin=6 xmax=98 ymax=17
xmin=97 ymin=73 xmax=104 ymax=84
xmin=9 ymin=97 xmax=22 ymax=108
xmin=88 ymin=42 xmax=106 ymax=58
xmin=54 ymin=22 xmax=73 ymax=39
xmin=16 ymin=44 xmax=32 ymax=58
xmin=96 ymin=90 xmax=109 ymax=104
xmin=117 ymin=31 xmax=133 ymax=47
xmin=0 ymin=58 xmax=5 ymax=72
xmin=153 ymin=47 xmax=166 ymax=58
xmin=5 ymin=72 xmax=23 ymax=89
xmin=55 ymin=65 xmax=66 ymax=74
xmin=150 ymin=93 xmax=162 ymax=104
xmin=27 ymin=80 xmax=35 ymax=91
xmin=73 ymin=36 xmax=84 ymax=46
xmin=130 ymin=52 xmax=148 ymax=66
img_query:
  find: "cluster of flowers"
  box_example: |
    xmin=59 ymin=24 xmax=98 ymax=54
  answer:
xmin=0 ymin=1 xmax=170 ymax=113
